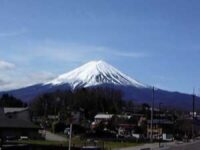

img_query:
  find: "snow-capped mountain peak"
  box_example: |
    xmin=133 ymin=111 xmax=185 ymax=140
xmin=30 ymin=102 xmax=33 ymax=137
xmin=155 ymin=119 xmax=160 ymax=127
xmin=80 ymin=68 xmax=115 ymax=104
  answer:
xmin=45 ymin=60 xmax=145 ymax=89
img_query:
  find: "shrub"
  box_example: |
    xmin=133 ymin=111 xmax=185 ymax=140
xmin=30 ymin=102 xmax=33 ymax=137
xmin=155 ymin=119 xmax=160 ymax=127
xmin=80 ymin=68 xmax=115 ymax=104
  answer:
xmin=52 ymin=121 xmax=66 ymax=133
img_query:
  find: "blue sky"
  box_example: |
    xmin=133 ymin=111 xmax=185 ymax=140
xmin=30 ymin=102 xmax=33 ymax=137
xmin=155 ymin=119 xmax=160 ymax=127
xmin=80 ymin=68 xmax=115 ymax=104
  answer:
xmin=0 ymin=0 xmax=200 ymax=94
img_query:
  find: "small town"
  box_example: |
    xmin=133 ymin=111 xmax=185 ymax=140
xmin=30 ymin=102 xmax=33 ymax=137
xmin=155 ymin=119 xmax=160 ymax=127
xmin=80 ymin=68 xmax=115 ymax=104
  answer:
xmin=0 ymin=89 xmax=200 ymax=150
xmin=1 ymin=0 xmax=200 ymax=150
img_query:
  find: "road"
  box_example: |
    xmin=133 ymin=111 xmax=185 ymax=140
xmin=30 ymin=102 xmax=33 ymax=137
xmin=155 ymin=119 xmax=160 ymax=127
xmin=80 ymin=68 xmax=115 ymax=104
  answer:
xmin=117 ymin=142 xmax=164 ymax=150
xmin=45 ymin=130 xmax=67 ymax=142
xmin=118 ymin=140 xmax=200 ymax=150
xmin=165 ymin=140 xmax=200 ymax=150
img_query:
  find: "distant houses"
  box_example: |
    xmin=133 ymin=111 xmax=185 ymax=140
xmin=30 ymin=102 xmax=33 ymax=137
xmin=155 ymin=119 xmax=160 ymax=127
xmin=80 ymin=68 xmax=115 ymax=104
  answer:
xmin=91 ymin=113 xmax=145 ymax=139
xmin=0 ymin=107 xmax=41 ymax=140
xmin=91 ymin=112 xmax=177 ymax=141
xmin=147 ymin=119 xmax=173 ymax=141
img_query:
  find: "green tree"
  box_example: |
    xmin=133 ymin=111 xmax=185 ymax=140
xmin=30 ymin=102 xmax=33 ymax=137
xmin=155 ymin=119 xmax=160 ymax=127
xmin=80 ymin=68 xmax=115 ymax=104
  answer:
xmin=0 ymin=94 xmax=27 ymax=107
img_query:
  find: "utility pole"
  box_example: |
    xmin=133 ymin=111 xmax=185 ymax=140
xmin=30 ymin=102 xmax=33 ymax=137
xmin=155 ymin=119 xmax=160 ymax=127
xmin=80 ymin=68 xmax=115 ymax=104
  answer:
xmin=192 ymin=88 xmax=195 ymax=139
xmin=45 ymin=98 xmax=48 ymax=118
xmin=68 ymin=123 xmax=72 ymax=150
xmin=159 ymin=103 xmax=162 ymax=148
xmin=150 ymin=86 xmax=155 ymax=142
xmin=68 ymin=112 xmax=74 ymax=150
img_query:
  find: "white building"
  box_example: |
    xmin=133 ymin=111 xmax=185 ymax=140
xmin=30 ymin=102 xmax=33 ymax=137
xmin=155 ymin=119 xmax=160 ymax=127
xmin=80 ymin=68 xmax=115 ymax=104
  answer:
xmin=94 ymin=114 xmax=113 ymax=123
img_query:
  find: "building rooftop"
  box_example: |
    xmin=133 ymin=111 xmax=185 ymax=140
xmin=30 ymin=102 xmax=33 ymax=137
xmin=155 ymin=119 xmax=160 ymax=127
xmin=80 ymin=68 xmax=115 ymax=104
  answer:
xmin=94 ymin=114 xmax=113 ymax=119
xmin=0 ymin=116 xmax=39 ymax=129
xmin=3 ymin=107 xmax=28 ymax=114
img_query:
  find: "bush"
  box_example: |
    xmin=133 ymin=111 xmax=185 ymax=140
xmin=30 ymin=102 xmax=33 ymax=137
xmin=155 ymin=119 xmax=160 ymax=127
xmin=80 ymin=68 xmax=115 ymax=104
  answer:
xmin=66 ymin=124 xmax=86 ymax=134
xmin=52 ymin=121 xmax=66 ymax=133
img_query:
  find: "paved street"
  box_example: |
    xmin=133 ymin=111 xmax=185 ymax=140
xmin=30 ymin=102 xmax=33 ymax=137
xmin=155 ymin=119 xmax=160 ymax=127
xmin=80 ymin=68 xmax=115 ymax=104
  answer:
xmin=117 ymin=142 xmax=168 ymax=150
xmin=118 ymin=140 xmax=200 ymax=150
xmin=165 ymin=140 xmax=200 ymax=150
xmin=45 ymin=130 xmax=67 ymax=142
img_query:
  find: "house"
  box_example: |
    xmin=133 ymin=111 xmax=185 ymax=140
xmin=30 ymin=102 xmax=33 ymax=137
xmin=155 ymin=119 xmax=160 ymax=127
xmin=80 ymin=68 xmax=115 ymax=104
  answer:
xmin=94 ymin=114 xmax=113 ymax=124
xmin=0 ymin=116 xmax=41 ymax=140
xmin=0 ymin=107 xmax=41 ymax=140
xmin=116 ymin=115 xmax=145 ymax=139
xmin=3 ymin=107 xmax=30 ymax=121
xmin=117 ymin=124 xmax=136 ymax=137
xmin=147 ymin=119 xmax=173 ymax=141
xmin=91 ymin=114 xmax=113 ymax=129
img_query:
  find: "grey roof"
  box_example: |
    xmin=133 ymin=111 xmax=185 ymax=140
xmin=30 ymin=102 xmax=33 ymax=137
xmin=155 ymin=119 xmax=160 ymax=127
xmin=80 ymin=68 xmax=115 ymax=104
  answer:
xmin=147 ymin=119 xmax=173 ymax=125
xmin=95 ymin=114 xmax=113 ymax=119
xmin=3 ymin=107 xmax=28 ymax=114
xmin=0 ymin=116 xmax=39 ymax=129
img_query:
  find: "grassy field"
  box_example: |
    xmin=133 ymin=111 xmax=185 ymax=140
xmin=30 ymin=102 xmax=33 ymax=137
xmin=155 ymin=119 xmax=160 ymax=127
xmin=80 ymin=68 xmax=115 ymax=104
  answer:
xmin=16 ymin=138 xmax=141 ymax=149
xmin=104 ymin=141 xmax=140 ymax=149
xmin=15 ymin=140 xmax=67 ymax=146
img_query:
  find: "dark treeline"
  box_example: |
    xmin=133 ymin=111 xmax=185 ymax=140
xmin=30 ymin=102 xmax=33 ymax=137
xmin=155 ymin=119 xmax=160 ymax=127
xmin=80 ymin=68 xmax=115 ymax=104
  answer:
xmin=30 ymin=88 xmax=127 ymax=120
xmin=0 ymin=93 xmax=27 ymax=107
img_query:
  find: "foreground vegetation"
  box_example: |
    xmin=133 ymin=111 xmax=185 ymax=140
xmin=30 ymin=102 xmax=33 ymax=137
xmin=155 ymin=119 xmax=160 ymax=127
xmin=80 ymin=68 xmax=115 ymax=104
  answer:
xmin=15 ymin=140 xmax=67 ymax=146
xmin=30 ymin=88 xmax=130 ymax=120
xmin=16 ymin=137 xmax=141 ymax=149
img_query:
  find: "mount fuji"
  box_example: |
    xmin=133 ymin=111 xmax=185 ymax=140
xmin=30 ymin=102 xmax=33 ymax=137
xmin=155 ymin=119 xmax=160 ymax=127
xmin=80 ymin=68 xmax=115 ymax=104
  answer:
xmin=0 ymin=60 xmax=198 ymax=110
xmin=45 ymin=60 xmax=145 ymax=89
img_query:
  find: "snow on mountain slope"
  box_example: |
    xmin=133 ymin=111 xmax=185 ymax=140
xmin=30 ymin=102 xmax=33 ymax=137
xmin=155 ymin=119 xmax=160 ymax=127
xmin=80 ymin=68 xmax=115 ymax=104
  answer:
xmin=45 ymin=60 xmax=145 ymax=89
xmin=2 ymin=60 xmax=199 ymax=110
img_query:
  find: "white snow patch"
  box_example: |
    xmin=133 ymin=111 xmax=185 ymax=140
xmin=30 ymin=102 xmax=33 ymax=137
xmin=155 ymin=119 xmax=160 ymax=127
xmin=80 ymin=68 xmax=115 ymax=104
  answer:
xmin=44 ymin=60 xmax=145 ymax=89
